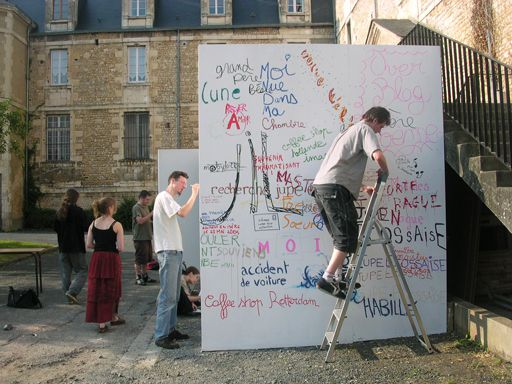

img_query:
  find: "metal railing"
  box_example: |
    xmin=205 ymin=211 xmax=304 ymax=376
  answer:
xmin=400 ymin=24 xmax=512 ymax=169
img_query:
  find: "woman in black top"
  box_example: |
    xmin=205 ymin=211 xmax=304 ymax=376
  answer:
xmin=85 ymin=197 xmax=125 ymax=333
xmin=54 ymin=189 xmax=89 ymax=304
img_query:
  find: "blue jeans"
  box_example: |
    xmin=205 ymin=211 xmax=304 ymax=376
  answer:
xmin=59 ymin=252 xmax=88 ymax=296
xmin=154 ymin=250 xmax=183 ymax=341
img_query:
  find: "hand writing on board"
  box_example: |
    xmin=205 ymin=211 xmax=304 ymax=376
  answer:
xmin=377 ymin=168 xmax=389 ymax=183
xmin=362 ymin=185 xmax=374 ymax=196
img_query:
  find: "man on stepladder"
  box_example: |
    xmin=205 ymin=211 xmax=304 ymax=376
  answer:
xmin=312 ymin=106 xmax=391 ymax=298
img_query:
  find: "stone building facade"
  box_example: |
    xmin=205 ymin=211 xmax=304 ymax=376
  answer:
xmin=0 ymin=2 xmax=32 ymax=230
xmin=5 ymin=0 xmax=334 ymax=211
xmin=336 ymin=0 xmax=512 ymax=67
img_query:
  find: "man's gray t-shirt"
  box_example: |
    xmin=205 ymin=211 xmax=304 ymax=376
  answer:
xmin=313 ymin=120 xmax=381 ymax=198
xmin=132 ymin=203 xmax=152 ymax=241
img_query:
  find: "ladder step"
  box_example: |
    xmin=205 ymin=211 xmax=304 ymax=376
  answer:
xmin=367 ymin=239 xmax=390 ymax=245
xmin=324 ymin=331 xmax=335 ymax=344
xmin=332 ymin=308 xmax=344 ymax=320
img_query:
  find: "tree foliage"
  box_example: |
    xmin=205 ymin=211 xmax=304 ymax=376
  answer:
xmin=0 ymin=99 xmax=27 ymax=157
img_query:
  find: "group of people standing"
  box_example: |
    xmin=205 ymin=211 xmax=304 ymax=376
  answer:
xmin=54 ymin=193 xmax=125 ymax=333
xmin=53 ymin=170 xmax=201 ymax=346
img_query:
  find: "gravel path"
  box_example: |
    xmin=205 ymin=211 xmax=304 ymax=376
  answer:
xmin=0 ymin=235 xmax=511 ymax=384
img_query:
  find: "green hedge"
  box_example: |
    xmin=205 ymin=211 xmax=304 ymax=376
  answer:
xmin=23 ymin=197 xmax=138 ymax=231
xmin=24 ymin=208 xmax=57 ymax=229
xmin=114 ymin=197 xmax=137 ymax=232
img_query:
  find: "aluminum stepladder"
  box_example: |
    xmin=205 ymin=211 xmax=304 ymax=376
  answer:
xmin=320 ymin=174 xmax=434 ymax=363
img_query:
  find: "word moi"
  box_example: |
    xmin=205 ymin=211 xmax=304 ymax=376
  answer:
xmin=258 ymin=237 xmax=322 ymax=255
xmin=259 ymin=59 xmax=297 ymax=118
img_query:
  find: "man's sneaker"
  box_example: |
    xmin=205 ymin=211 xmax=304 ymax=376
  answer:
xmin=169 ymin=329 xmax=189 ymax=340
xmin=143 ymin=274 xmax=157 ymax=283
xmin=135 ymin=278 xmax=146 ymax=286
xmin=336 ymin=276 xmax=362 ymax=290
xmin=155 ymin=337 xmax=180 ymax=349
xmin=316 ymin=277 xmax=346 ymax=299
xmin=65 ymin=292 xmax=80 ymax=304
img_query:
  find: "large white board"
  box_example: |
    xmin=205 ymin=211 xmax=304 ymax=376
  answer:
xmin=199 ymin=44 xmax=446 ymax=351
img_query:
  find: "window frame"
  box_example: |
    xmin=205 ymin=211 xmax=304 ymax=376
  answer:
xmin=50 ymin=49 xmax=68 ymax=86
xmin=124 ymin=112 xmax=150 ymax=160
xmin=128 ymin=46 xmax=147 ymax=83
xmin=46 ymin=114 xmax=70 ymax=162
xmin=52 ymin=0 xmax=69 ymax=20
xmin=130 ymin=0 xmax=147 ymax=17
xmin=287 ymin=0 xmax=304 ymax=13
xmin=209 ymin=0 xmax=225 ymax=15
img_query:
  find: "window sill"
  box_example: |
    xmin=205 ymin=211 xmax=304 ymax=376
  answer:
xmin=125 ymin=82 xmax=150 ymax=87
xmin=120 ymin=158 xmax=155 ymax=164
xmin=47 ymin=84 xmax=71 ymax=89
xmin=48 ymin=19 xmax=72 ymax=32
xmin=42 ymin=160 xmax=73 ymax=165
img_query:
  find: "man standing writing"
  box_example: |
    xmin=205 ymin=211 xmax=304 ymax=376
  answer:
xmin=132 ymin=190 xmax=156 ymax=286
xmin=153 ymin=171 xmax=200 ymax=349
xmin=312 ymin=107 xmax=391 ymax=298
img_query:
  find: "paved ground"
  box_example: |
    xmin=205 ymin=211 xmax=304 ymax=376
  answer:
xmin=1 ymin=231 xmax=512 ymax=384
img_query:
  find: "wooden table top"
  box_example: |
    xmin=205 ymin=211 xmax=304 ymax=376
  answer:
xmin=0 ymin=247 xmax=58 ymax=254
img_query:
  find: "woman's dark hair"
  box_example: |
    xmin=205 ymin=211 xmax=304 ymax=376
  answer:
xmin=92 ymin=197 xmax=116 ymax=218
xmin=56 ymin=189 xmax=80 ymax=221
xmin=362 ymin=106 xmax=391 ymax=126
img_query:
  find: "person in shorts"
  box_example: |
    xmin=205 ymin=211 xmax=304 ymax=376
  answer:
xmin=312 ymin=106 xmax=391 ymax=298
xmin=132 ymin=190 xmax=156 ymax=285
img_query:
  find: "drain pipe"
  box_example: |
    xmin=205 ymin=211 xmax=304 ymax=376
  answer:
xmin=332 ymin=0 xmax=338 ymax=43
xmin=24 ymin=22 xmax=35 ymax=215
xmin=175 ymin=29 xmax=181 ymax=148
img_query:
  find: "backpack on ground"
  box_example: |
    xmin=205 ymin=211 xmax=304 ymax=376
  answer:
xmin=7 ymin=286 xmax=43 ymax=309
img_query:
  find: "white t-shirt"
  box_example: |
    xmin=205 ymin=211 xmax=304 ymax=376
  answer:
xmin=153 ymin=190 xmax=183 ymax=253
xmin=313 ymin=120 xmax=381 ymax=198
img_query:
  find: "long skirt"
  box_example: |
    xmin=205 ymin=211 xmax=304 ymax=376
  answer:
xmin=85 ymin=251 xmax=122 ymax=324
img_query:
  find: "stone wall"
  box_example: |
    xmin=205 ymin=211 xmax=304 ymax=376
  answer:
xmin=0 ymin=4 xmax=31 ymax=230
xmin=336 ymin=0 xmax=512 ymax=66
xmin=28 ymin=26 xmax=334 ymax=209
